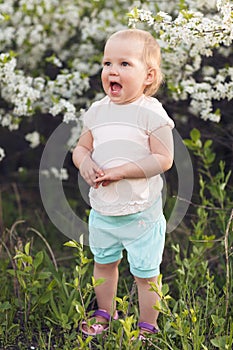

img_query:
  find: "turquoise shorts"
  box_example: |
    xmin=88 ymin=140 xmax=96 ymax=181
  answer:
xmin=88 ymin=197 xmax=166 ymax=278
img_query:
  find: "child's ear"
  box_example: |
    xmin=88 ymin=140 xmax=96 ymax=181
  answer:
xmin=145 ymin=68 xmax=156 ymax=86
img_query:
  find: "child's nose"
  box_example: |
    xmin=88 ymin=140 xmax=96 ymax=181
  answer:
xmin=109 ymin=64 xmax=119 ymax=75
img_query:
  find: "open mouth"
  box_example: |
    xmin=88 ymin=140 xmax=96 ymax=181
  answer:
xmin=110 ymin=82 xmax=122 ymax=92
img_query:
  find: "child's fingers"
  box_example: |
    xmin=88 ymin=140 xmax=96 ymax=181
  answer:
xmin=95 ymin=167 xmax=104 ymax=177
xmin=94 ymin=175 xmax=105 ymax=183
xmin=102 ymin=180 xmax=111 ymax=186
xmin=93 ymin=173 xmax=112 ymax=187
xmin=94 ymin=181 xmax=102 ymax=188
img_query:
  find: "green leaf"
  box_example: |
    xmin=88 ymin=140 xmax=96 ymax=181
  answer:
xmin=211 ymin=315 xmax=225 ymax=327
xmin=91 ymin=276 xmax=105 ymax=287
xmin=183 ymin=139 xmax=193 ymax=148
xmin=154 ymin=13 xmax=164 ymax=22
xmin=61 ymin=313 xmax=69 ymax=325
xmin=24 ymin=242 xmax=31 ymax=255
xmin=33 ymin=251 xmax=44 ymax=271
xmin=47 ymin=279 xmax=57 ymax=291
xmin=50 ymin=295 xmax=60 ymax=319
xmin=172 ymin=244 xmax=180 ymax=253
xmin=204 ymin=140 xmax=212 ymax=148
xmin=7 ymin=269 xmax=17 ymax=276
xmin=75 ymin=302 xmax=85 ymax=317
xmin=14 ymin=252 xmax=33 ymax=265
xmin=205 ymin=152 xmax=215 ymax=164
xmin=74 ymin=277 xmax=79 ymax=288
xmin=38 ymin=291 xmax=52 ymax=304
xmin=214 ymin=108 xmax=221 ymax=117
xmin=2 ymin=13 xmax=11 ymax=21
xmin=132 ymin=7 xmax=139 ymax=19
xmin=211 ymin=336 xmax=227 ymax=348
xmin=0 ymin=301 xmax=12 ymax=311
xmin=18 ymin=277 xmax=27 ymax=289
xmin=161 ymin=283 xmax=169 ymax=296
xmin=81 ymin=256 xmax=92 ymax=264
xmin=64 ymin=240 xmax=78 ymax=248
xmin=179 ymin=0 xmax=188 ymax=10
xmin=190 ymin=128 xmax=201 ymax=142
xmin=181 ymin=10 xmax=195 ymax=20
xmin=37 ymin=271 xmax=52 ymax=280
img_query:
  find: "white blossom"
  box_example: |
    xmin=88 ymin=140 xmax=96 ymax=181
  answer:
xmin=49 ymin=98 xmax=77 ymax=123
xmin=40 ymin=169 xmax=50 ymax=178
xmin=67 ymin=121 xmax=84 ymax=150
xmin=0 ymin=112 xmax=20 ymax=130
xmin=33 ymin=77 xmax=45 ymax=91
xmin=52 ymin=57 xmax=62 ymax=68
xmin=128 ymin=8 xmax=155 ymax=28
xmin=25 ymin=131 xmax=40 ymax=148
xmin=0 ymin=147 xmax=5 ymax=161
xmin=41 ymin=167 xmax=69 ymax=180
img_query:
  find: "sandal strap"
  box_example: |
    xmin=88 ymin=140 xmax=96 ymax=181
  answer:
xmin=92 ymin=309 xmax=118 ymax=321
xmin=138 ymin=322 xmax=159 ymax=334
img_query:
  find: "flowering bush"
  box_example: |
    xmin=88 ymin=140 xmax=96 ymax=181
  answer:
xmin=128 ymin=0 xmax=233 ymax=121
xmin=0 ymin=0 xmax=232 ymax=162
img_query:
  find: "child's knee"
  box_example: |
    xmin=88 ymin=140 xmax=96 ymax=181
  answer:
xmin=95 ymin=259 xmax=121 ymax=271
xmin=134 ymin=275 xmax=158 ymax=286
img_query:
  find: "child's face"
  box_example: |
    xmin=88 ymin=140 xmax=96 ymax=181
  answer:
xmin=101 ymin=37 xmax=150 ymax=104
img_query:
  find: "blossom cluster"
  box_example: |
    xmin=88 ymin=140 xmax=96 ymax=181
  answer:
xmin=128 ymin=0 xmax=233 ymax=121
xmin=0 ymin=1 xmax=128 ymax=157
xmin=0 ymin=53 xmax=41 ymax=120
xmin=181 ymin=66 xmax=233 ymax=122
xmin=0 ymin=0 xmax=232 ymax=164
xmin=40 ymin=167 xmax=69 ymax=180
xmin=25 ymin=131 xmax=40 ymax=148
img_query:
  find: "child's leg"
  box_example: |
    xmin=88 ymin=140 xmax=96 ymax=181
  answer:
xmin=82 ymin=260 xmax=120 ymax=335
xmin=94 ymin=260 xmax=121 ymax=314
xmin=134 ymin=275 xmax=160 ymax=329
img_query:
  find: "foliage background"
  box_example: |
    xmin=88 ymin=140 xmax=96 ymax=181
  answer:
xmin=0 ymin=0 xmax=232 ymax=349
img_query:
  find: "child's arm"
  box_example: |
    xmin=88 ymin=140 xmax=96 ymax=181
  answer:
xmin=94 ymin=126 xmax=173 ymax=186
xmin=72 ymin=128 xmax=104 ymax=187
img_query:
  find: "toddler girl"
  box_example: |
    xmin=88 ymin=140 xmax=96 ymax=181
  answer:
xmin=72 ymin=28 xmax=174 ymax=338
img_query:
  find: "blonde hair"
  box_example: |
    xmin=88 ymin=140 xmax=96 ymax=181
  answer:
xmin=106 ymin=29 xmax=163 ymax=96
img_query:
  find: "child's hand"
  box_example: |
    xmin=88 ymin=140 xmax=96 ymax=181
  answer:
xmin=94 ymin=167 xmax=124 ymax=187
xmin=79 ymin=156 xmax=104 ymax=187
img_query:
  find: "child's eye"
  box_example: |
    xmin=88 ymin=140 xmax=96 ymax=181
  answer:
xmin=121 ymin=61 xmax=129 ymax=67
xmin=103 ymin=61 xmax=111 ymax=67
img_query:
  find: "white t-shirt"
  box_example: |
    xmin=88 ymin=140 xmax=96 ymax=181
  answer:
xmin=83 ymin=94 xmax=174 ymax=216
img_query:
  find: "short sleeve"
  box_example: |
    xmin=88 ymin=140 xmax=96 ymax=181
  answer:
xmin=82 ymin=105 xmax=95 ymax=130
xmin=147 ymin=101 xmax=174 ymax=134
xmin=138 ymin=96 xmax=174 ymax=135
xmin=82 ymin=97 xmax=109 ymax=130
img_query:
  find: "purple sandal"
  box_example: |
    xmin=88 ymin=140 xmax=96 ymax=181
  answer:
xmin=81 ymin=309 xmax=118 ymax=336
xmin=138 ymin=322 xmax=159 ymax=340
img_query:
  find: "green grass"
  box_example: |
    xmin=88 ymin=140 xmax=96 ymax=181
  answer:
xmin=0 ymin=214 xmax=232 ymax=349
